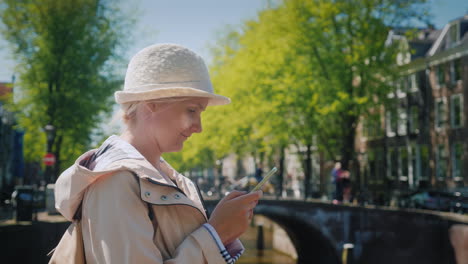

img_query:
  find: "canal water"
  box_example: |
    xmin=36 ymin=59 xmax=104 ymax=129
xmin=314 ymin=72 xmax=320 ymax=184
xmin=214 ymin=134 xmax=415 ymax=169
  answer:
xmin=237 ymin=224 xmax=296 ymax=264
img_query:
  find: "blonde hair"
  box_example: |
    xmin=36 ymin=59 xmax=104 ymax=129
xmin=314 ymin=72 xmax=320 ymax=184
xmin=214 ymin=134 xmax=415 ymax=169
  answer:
xmin=121 ymin=102 xmax=140 ymax=124
xmin=118 ymin=96 xmax=200 ymax=125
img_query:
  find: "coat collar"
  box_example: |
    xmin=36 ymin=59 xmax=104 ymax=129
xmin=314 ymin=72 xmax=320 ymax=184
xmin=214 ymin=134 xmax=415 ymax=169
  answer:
xmin=87 ymin=135 xmax=178 ymax=187
xmin=55 ymin=135 xmax=207 ymax=221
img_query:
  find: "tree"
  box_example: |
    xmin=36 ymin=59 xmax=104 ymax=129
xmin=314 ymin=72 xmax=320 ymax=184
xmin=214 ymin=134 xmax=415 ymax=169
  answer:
xmin=0 ymin=0 xmax=132 ymax=180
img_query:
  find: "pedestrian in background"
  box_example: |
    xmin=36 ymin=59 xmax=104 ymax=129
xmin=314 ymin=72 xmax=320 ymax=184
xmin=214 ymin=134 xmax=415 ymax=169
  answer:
xmin=340 ymin=170 xmax=352 ymax=203
xmin=254 ymin=163 xmax=263 ymax=183
xmin=53 ymin=44 xmax=262 ymax=263
xmin=331 ymin=162 xmax=343 ymax=204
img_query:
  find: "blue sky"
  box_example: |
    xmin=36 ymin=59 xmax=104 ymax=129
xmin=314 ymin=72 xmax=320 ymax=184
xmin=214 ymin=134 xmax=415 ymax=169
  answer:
xmin=0 ymin=0 xmax=466 ymax=82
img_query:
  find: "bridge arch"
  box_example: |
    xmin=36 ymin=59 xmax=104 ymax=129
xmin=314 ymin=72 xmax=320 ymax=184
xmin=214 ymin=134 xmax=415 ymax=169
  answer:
xmin=255 ymin=203 xmax=341 ymax=264
xmin=205 ymin=198 xmax=464 ymax=264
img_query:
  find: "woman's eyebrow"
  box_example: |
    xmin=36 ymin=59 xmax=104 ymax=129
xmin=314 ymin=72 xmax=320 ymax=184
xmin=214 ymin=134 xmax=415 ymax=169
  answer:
xmin=187 ymin=102 xmax=206 ymax=111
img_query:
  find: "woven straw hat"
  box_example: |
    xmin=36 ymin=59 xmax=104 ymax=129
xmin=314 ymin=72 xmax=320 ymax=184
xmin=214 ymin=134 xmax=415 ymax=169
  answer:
xmin=115 ymin=43 xmax=230 ymax=106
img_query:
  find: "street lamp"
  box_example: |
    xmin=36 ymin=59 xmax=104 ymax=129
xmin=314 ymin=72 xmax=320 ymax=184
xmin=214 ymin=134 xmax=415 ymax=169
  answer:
xmin=215 ymin=159 xmax=223 ymax=198
xmin=44 ymin=124 xmax=55 ymax=153
xmin=44 ymin=124 xmax=55 ymax=183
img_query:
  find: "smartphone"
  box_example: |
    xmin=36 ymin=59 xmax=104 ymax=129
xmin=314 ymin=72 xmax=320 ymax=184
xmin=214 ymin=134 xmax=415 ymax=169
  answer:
xmin=251 ymin=167 xmax=278 ymax=192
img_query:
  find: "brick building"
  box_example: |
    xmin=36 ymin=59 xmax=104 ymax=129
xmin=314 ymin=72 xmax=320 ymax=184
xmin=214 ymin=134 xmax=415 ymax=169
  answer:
xmin=362 ymin=15 xmax=468 ymax=203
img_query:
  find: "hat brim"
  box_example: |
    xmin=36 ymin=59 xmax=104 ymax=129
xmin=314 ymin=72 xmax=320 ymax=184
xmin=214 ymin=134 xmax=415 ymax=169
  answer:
xmin=115 ymin=87 xmax=231 ymax=106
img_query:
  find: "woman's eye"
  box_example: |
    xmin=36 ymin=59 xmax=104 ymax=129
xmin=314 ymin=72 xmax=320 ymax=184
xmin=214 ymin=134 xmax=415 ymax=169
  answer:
xmin=188 ymin=108 xmax=196 ymax=113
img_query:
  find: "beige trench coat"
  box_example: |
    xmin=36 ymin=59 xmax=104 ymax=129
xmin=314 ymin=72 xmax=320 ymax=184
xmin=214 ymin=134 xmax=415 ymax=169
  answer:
xmin=55 ymin=148 xmax=230 ymax=264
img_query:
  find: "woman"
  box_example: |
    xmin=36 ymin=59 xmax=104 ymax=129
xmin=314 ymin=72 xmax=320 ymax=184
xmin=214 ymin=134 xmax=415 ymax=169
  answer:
xmin=54 ymin=44 xmax=262 ymax=263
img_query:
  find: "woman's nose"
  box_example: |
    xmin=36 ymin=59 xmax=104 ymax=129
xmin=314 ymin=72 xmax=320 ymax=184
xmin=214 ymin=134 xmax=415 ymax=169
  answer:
xmin=191 ymin=117 xmax=203 ymax=133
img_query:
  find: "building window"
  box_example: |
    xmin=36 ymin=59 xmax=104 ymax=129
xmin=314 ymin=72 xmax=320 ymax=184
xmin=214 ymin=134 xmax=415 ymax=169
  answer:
xmin=409 ymin=106 xmax=419 ymax=133
xmin=387 ymin=147 xmax=399 ymax=179
xmin=420 ymin=145 xmax=430 ymax=180
xmin=451 ymin=143 xmax=463 ymax=179
xmin=409 ymin=144 xmax=429 ymax=187
xmin=386 ymin=109 xmax=397 ymax=137
xmin=399 ymin=147 xmax=408 ymax=181
xmin=436 ymin=65 xmax=445 ymax=87
xmin=409 ymin=145 xmax=431 ymax=186
xmin=367 ymin=150 xmax=380 ymax=183
xmin=376 ymin=148 xmax=384 ymax=180
xmin=370 ymin=148 xmax=385 ymax=181
xmin=450 ymin=59 xmax=462 ymax=84
xmin=409 ymin=74 xmax=418 ymax=92
xmin=397 ymin=77 xmax=407 ymax=98
xmin=436 ymin=145 xmax=447 ymax=179
xmin=435 ymin=98 xmax=446 ymax=129
xmin=450 ymin=94 xmax=463 ymax=128
xmin=410 ymin=145 xmax=419 ymax=185
xmin=366 ymin=115 xmax=382 ymax=139
xmin=397 ymin=107 xmax=407 ymax=136
xmin=368 ymin=149 xmax=376 ymax=181
xmin=386 ymin=148 xmax=391 ymax=178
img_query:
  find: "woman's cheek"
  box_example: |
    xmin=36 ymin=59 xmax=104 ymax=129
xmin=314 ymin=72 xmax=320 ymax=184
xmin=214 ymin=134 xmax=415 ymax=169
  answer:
xmin=182 ymin=114 xmax=194 ymax=130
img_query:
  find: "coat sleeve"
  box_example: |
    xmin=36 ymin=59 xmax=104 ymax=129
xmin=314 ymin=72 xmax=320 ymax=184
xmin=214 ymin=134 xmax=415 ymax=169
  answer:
xmin=82 ymin=171 xmax=227 ymax=264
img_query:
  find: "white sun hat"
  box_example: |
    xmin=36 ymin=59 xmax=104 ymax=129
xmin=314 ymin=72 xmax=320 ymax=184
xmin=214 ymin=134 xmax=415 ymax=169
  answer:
xmin=115 ymin=43 xmax=230 ymax=106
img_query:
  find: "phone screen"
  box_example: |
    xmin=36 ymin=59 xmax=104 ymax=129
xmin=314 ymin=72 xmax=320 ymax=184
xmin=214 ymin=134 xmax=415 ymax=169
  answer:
xmin=251 ymin=167 xmax=278 ymax=192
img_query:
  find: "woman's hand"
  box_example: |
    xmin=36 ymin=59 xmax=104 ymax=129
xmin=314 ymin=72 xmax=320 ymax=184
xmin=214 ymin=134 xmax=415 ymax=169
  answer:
xmin=208 ymin=190 xmax=262 ymax=245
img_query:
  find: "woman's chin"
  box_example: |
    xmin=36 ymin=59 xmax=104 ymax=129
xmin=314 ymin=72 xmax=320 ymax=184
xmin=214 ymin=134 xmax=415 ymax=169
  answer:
xmin=165 ymin=144 xmax=184 ymax=153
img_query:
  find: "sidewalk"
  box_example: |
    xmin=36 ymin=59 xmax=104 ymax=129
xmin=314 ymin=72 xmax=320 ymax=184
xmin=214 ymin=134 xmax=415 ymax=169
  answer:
xmin=0 ymin=211 xmax=69 ymax=264
xmin=0 ymin=206 xmax=13 ymax=221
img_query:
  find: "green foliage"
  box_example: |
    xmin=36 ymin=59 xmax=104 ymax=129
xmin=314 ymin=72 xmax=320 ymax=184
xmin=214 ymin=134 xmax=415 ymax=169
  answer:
xmin=0 ymin=0 xmax=132 ymax=173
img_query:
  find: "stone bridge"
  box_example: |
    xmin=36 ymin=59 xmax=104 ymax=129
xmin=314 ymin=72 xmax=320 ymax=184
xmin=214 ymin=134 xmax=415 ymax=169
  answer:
xmin=205 ymin=198 xmax=468 ymax=264
xmin=1 ymin=199 xmax=467 ymax=264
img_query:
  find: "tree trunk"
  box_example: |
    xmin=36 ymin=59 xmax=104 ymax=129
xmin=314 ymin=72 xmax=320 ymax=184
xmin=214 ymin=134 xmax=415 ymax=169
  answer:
xmin=277 ymin=146 xmax=286 ymax=198
xmin=340 ymin=116 xmax=357 ymax=170
xmin=252 ymin=151 xmax=257 ymax=170
xmin=236 ymin=155 xmax=245 ymax=180
xmin=53 ymin=134 xmax=63 ymax=183
xmin=303 ymin=144 xmax=312 ymax=199
xmin=0 ymin=128 xmax=7 ymax=189
xmin=1 ymin=158 xmax=7 ymax=191
xmin=217 ymin=159 xmax=223 ymax=198
xmin=340 ymin=115 xmax=358 ymax=198
xmin=319 ymin=151 xmax=326 ymax=197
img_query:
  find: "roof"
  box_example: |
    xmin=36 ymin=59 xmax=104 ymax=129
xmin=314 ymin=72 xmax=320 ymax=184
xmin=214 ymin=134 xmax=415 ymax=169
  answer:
xmin=388 ymin=14 xmax=468 ymax=66
xmin=409 ymin=28 xmax=441 ymax=59
xmin=428 ymin=15 xmax=468 ymax=56
xmin=386 ymin=27 xmax=440 ymax=60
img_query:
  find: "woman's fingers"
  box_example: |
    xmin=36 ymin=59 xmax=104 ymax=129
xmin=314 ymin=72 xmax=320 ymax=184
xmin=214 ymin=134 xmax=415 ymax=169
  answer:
xmin=232 ymin=190 xmax=263 ymax=204
xmin=232 ymin=191 xmax=262 ymax=212
xmin=208 ymin=190 xmax=263 ymax=245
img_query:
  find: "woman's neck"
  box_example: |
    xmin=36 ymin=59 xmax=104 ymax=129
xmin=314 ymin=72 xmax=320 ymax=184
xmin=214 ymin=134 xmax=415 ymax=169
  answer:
xmin=120 ymin=131 xmax=162 ymax=170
